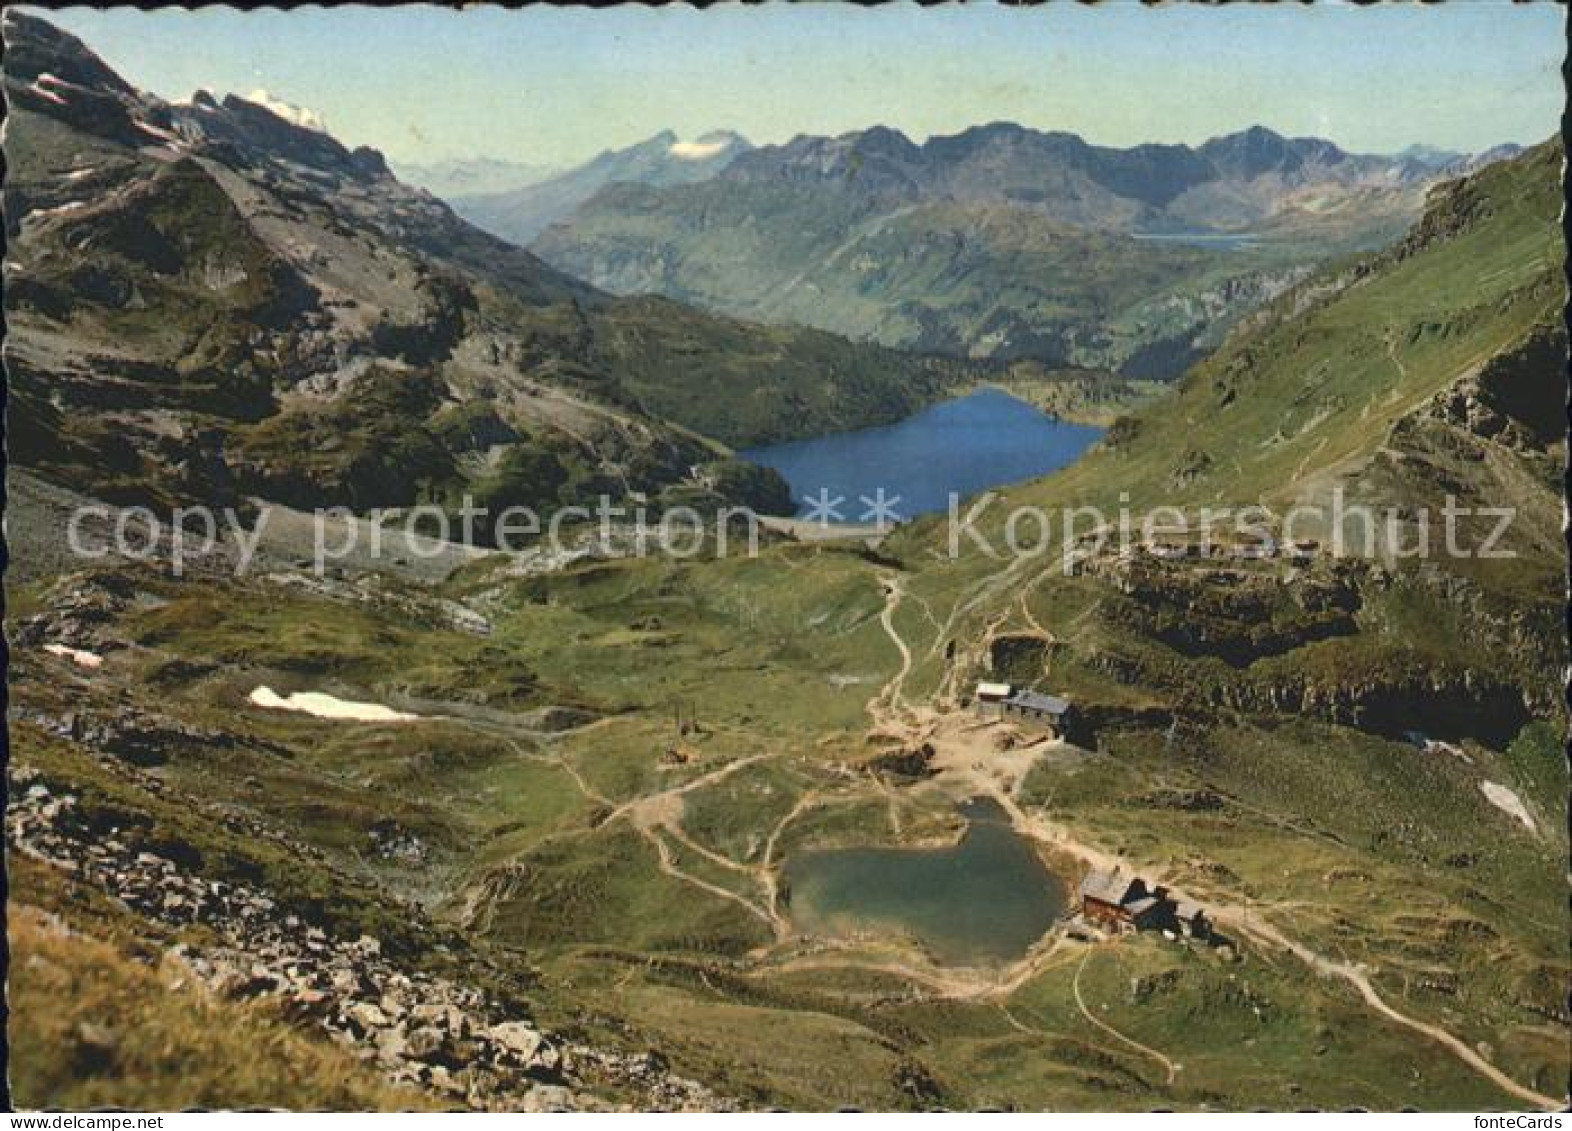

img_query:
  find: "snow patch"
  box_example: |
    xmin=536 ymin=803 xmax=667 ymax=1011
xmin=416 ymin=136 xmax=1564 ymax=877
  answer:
xmin=245 ymin=89 xmax=326 ymax=132
xmin=133 ymin=119 xmax=183 ymax=146
xmin=669 ymin=139 xmax=729 ymax=160
xmin=43 ymin=643 xmax=104 ymax=669
xmin=1480 ymin=781 xmax=1536 ymax=833
xmin=28 ymin=80 xmax=67 ymax=106
xmin=248 ymin=686 xmax=421 ymax=723
xmin=30 ymin=200 xmax=86 ymax=221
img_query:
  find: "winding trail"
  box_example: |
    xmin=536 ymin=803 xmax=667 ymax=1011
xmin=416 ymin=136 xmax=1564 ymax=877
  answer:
xmin=1072 ymin=948 xmax=1179 ymax=1085
xmin=871 ymin=771 xmax=905 ymax=837
xmin=639 ymin=827 xmax=778 ymax=932
xmin=456 ymin=720 xmax=612 ymax=809
xmin=980 ymin=757 xmax=1563 ymax=1109
xmin=870 ymin=574 xmax=914 ymax=719
xmin=850 ymin=594 xmax=1563 ymax=1110
xmin=1219 ymin=909 xmax=1562 ymax=1111
xmin=465 ymin=546 xmax=1563 ymax=1111
xmin=603 ymin=751 xmax=778 ymax=827
xmin=761 ymin=789 xmax=827 ymax=922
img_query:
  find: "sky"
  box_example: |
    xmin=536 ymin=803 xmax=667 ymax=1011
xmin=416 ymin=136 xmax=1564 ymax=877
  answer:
xmin=38 ymin=2 xmax=1567 ymax=168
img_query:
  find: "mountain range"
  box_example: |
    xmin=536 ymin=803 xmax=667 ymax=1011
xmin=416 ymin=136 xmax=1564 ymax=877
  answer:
xmin=525 ymin=123 xmax=1518 ymax=372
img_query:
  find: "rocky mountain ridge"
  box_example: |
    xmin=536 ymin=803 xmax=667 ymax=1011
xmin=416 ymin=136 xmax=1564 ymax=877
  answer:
xmin=8 ymin=743 xmax=728 ymax=1111
xmin=453 ymin=128 xmax=754 ymax=245
xmin=2 ymin=11 xmax=967 ymax=521
xmin=711 ymin=121 xmax=1467 ymax=230
xmin=530 ymin=122 xmax=1514 ymax=371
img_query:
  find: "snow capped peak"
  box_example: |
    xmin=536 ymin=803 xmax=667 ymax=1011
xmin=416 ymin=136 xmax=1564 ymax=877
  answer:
xmin=669 ymin=138 xmax=729 ymax=160
xmin=668 ymin=132 xmax=747 ymax=161
xmin=245 ymin=88 xmax=325 ymax=132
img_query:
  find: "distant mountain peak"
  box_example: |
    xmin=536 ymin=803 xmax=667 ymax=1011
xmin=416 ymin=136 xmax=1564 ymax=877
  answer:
xmin=190 ymin=93 xmax=388 ymax=180
xmin=1240 ymin=123 xmax=1286 ymax=143
xmin=850 ymin=124 xmax=919 ymax=157
xmin=451 ymin=127 xmax=754 ymax=243
xmin=1396 ymin=142 xmax=1465 ymax=168
xmin=391 ymin=156 xmax=561 ymax=199
xmin=967 ymin=120 xmax=1033 ymax=138
xmin=1199 ymin=125 xmax=1349 ymax=180
xmin=610 ymin=130 xmax=679 ymax=158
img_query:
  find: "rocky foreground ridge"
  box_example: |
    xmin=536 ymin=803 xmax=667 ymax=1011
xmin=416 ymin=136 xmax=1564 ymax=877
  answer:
xmin=7 ymin=766 xmax=729 ymax=1112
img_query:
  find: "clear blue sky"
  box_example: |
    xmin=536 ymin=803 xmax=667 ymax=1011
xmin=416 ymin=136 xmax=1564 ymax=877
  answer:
xmin=36 ymin=2 xmax=1566 ymax=167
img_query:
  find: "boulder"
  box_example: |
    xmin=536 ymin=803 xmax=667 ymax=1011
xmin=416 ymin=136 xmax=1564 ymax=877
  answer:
xmin=487 ymin=1020 xmax=544 ymax=1062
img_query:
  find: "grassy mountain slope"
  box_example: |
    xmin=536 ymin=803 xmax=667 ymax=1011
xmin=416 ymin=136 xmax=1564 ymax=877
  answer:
xmin=883 ymin=138 xmax=1566 ymax=732
xmin=903 ymin=138 xmax=1564 ymax=579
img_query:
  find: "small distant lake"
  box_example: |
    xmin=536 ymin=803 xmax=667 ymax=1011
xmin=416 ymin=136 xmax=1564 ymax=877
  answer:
xmin=1131 ymin=231 xmax=1262 ymax=250
xmin=782 ymin=799 xmax=1066 ymax=966
xmin=740 ymin=389 xmax=1101 ymax=523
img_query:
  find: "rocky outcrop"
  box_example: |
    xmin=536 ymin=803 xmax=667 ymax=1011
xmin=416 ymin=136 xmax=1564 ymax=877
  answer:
xmin=1426 ymin=323 xmax=1566 ymax=449
xmin=864 ymin=742 xmax=937 ymax=780
xmin=1100 ymin=561 xmax=1361 ymax=668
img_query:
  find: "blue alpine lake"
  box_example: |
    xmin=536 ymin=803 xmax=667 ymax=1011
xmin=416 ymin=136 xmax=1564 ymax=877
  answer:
xmin=740 ymin=388 xmax=1103 ymax=523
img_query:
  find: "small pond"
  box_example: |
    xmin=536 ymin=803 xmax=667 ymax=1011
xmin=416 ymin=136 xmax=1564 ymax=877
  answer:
xmin=782 ymin=798 xmax=1066 ymax=966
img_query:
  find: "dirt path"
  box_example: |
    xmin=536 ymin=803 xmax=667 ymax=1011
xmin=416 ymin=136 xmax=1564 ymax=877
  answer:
xmin=760 ymin=788 xmax=838 ymax=925
xmin=926 ymin=549 xmax=1041 ymax=673
xmin=1016 ymin=592 xmax=1052 ymax=640
xmin=1073 ymin=947 xmax=1179 ymax=1085
xmin=603 ymin=752 xmax=778 ymax=827
xmin=639 ymin=827 xmax=778 ymax=933
xmin=871 ymin=771 xmax=905 ymax=837
xmin=898 ymin=700 xmax=1563 ymax=1109
xmin=459 ymin=721 xmax=612 ymax=808
xmin=742 ymin=509 xmax=1562 ymax=1108
xmin=1219 ymin=909 xmax=1563 ymax=1111
xmin=797 ymin=564 xmax=1558 ymax=1110
xmin=869 ymin=574 xmax=914 ymax=721
xmin=758 ymin=951 xmax=1007 ymax=998
xmin=479 ymin=553 xmax=1560 ymax=1110
xmin=607 ymin=752 xmax=798 ymax=939
xmin=468 ymin=718 xmax=797 ymax=937
xmin=663 ymin=822 xmax=757 ymax=878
